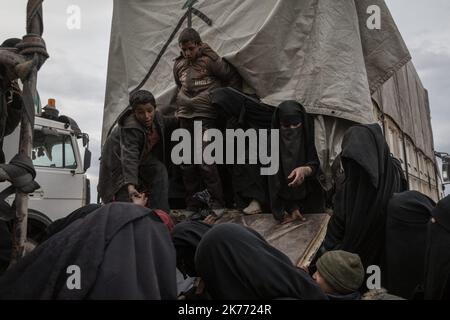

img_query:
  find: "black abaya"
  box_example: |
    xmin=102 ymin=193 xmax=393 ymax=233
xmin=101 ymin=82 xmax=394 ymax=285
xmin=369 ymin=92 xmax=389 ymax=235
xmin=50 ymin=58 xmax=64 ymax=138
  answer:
xmin=324 ymin=124 xmax=407 ymax=269
xmin=195 ymin=223 xmax=327 ymax=300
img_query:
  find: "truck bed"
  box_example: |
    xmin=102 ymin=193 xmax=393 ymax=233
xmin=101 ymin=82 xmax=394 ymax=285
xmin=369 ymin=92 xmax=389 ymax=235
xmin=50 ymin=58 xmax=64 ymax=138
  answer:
xmin=172 ymin=209 xmax=329 ymax=268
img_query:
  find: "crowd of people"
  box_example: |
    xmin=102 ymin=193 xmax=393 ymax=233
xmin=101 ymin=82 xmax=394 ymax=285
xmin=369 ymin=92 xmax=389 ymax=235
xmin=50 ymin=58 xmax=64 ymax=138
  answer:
xmin=0 ymin=28 xmax=449 ymax=300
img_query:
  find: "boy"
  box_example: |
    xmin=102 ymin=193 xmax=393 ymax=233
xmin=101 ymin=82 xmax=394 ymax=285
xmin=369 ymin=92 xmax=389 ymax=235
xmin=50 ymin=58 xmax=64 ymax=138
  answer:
xmin=173 ymin=28 xmax=241 ymax=214
xmin=98 ymin=90 xmax=177 ymax=213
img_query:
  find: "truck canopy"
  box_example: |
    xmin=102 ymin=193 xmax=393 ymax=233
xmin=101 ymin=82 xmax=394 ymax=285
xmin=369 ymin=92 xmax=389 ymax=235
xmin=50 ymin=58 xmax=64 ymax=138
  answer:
xmin=104 ymin=0 xmax=437 ymax=196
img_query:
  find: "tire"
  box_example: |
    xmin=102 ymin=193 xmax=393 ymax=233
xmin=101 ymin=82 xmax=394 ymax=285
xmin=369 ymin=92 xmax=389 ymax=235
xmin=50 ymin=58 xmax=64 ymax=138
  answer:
xmin=26 ymin=209 xmax=52 ymax=251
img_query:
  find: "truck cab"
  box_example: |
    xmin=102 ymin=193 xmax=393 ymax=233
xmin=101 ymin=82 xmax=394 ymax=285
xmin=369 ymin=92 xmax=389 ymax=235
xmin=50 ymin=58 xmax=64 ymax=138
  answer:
xmin=1 ymin=98 xmax=91 ymax=245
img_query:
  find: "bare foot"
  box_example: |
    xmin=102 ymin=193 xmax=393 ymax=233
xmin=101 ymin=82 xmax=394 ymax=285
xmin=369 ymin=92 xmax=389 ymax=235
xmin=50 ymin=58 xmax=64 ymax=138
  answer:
xmin=280 ymin=209 xmax=306 ymax=225
xmin=292 ymin=208 xmax=306 ymax=221
xmin=203 ymin=215 xmax=217 ymax=225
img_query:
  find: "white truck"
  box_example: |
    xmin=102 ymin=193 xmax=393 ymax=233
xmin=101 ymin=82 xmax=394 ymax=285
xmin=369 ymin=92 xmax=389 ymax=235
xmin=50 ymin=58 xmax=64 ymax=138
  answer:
xmin=1 ymin=97 xmax=91 ymax=245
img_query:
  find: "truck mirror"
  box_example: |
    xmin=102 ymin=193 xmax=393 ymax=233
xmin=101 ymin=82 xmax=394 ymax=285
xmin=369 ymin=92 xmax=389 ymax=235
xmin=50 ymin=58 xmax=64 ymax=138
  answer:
xmin=82 ymin=133 xmax=90 ymax=148
xmin=83 ymin=148 xmax=92 ymax=172
xmin=443 ymin=162 xmax=450 ymax=183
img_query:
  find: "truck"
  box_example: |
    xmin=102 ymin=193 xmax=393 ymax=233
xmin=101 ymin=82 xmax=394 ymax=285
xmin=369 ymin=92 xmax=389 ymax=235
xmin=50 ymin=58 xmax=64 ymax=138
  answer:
xmin=101 ymin=0 xmax=446 ymax=264
xmin=1 ymin=97 xmax=92 ymax=247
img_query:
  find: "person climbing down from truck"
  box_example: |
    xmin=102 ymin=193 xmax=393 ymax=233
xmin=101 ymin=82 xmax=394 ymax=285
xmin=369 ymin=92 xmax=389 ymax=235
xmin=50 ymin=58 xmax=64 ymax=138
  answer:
xmin=98 ymin=90 xmax=178 ymax=213
xmin=210 ymin=87 xmax=274 ymax=216
xmin=173 ymin=27 xmax=241 ymax=217
xmin=268 ymin=101 xmax=325 ymax=224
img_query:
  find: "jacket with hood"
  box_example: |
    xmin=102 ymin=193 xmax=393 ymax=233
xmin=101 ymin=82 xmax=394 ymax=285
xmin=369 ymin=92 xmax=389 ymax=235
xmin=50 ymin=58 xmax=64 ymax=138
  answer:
xmin=98 ymin=108 xmax=178 ymax=203
xmin=173 ymin=43 xmax=241 ymax=119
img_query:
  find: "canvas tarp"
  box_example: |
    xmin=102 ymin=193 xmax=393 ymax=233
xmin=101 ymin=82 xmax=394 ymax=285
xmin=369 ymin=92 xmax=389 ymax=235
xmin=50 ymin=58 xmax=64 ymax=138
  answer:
xmin=103 ymin=0 xmax=412 ymax=143
xmin=372 ymin=61 xmax=435 ymax=160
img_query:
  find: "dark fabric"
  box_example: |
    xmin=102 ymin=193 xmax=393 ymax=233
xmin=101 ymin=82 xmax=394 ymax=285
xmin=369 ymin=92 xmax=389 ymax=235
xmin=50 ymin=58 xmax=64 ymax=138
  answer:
xmin=269 ymin=101 xmax=323 ymax=221
xmin=44 ymin=204 xmax=102 ymax=241
xmin=211 ymin=87 xmax=274 ymax=130
xmin=424 ymin=195 xmax=450 ymax=300
xmin=324 ymin=124 xmax=407 ymax=269
xmin=327 ymin=291 xmax=361 ymax=301
xmin=0 ymin=82 xmax=23 ymax=164
xmin=211 ymin=87 xmax=274 ymax=210
xmin=173 ymin=43 xmax=241 ymax=119
xmin=385 ymin=191 xmax=435 ymax=299
xmin=98 ymin=109 xmax=177 ymax=203
xmin=0 ymin=153 xmax=40 ymax=193
xmin=0 ymin=203 xmax=177 ymax=299
xmin=430 ymin=194 xmax=450 ymax=233
xmin=0 ymin=221 xmax=11 ymax=273
xmin=139 ymin=154 xmax=170 ymax=212
xmin=172 ymin=220 xmax=212 ymax=277
xmin=195 ymin=223 xmax=327 ymax=300
xmin=179 ymin=117 xmax=224 ymax=207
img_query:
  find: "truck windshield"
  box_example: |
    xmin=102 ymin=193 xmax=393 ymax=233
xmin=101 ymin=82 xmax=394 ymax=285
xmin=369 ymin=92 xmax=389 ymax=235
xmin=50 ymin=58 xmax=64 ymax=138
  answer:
xmin=31 ymin=129 xmax=77 ymax=169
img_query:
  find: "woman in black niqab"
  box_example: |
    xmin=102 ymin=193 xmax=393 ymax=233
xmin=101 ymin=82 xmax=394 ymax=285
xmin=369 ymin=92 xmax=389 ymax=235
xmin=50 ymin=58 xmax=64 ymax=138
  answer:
xmin=0 ymin=203 xmax=177 ymax=299
xmin=323 ymin=124 xmax=407 ymax=270
xmin=269 ymin=101 xmax=324 ymax=224
xmin=195 ymin=223 xmax=327 ymax=300
xmin=385 ymin=191 xmax=435 ymax=299
xmin=424 ymin=195 xmax=450 ymax=300
xmin=172 ymin=220 xmax=212 ymax=278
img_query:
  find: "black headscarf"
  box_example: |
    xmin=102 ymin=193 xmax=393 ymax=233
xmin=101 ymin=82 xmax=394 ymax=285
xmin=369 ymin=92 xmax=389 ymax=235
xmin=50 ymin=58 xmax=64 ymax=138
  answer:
xmin=268 ymin=101 xmax=322 ymax=220
xmin=44 ymin=204 xmax=102 ymax=241
xmin=211 ymin=87 xmax=274 ymax=130
xmin=324 ymin=124 xmax=407 ymax=269
xmin=424 ymin=195 xmax=450 ymax=300
xmin=385 ymin=191 xmax=435 ymax=299
xmin=172 ymin=220 xmax=212 ymax=278
xmin=195 ymin=223 xmax=327 ymax=300
xmin=0 ymin=203 xmax=177 ymax=299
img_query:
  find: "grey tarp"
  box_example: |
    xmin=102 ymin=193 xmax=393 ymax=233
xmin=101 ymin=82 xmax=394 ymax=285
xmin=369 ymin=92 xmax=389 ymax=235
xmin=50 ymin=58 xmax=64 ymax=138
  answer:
xmin=104 ymin=0 xmax=424 ymax=188
xmin=103 ymin=0 xmax=412 ymax=140
xmin=372 ymin=61 xmax=435 ymax=160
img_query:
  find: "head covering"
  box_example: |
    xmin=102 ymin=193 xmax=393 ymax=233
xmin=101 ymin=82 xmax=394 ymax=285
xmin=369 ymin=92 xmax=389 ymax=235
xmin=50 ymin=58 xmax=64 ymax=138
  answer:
xmin=44 ymin=204 xmax=102 ymax=241
xmin=324 ymin=124 xmax=407 ymax=269
xmin=316 ymin=250 xmax=364 ymax=294
xmin=424 ymin=195 xmax=450 ymax=300
xmin=172 ymin=220 xmax=212 ymax=277
xmin=385 ymin=191 xmax=435 ymax=299
xmin=195 ymin=223 xmax=327 ymax=300
xmin=431 ymin=195 xmax=450 ymax=233
xmin=268 ymin=101 xmax=322 ymax=220
xmin=0 ymin=203 xmax=177 ymax=299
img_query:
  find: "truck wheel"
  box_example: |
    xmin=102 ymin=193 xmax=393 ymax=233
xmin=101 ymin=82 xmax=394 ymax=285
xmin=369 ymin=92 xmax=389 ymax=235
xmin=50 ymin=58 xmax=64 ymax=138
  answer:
xmin=25 ymin=210 xmax=52 ymax=253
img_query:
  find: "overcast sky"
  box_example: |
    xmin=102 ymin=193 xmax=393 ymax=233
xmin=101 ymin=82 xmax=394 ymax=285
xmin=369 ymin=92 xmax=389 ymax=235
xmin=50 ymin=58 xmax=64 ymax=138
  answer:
xmin=1 ymin=0 xmax=449 ymax=201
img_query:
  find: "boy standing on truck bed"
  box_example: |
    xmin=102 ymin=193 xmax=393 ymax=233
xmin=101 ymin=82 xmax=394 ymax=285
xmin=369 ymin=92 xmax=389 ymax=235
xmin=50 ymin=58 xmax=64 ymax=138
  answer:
xmin=98 ymin=90 xmax=178 ymax=213
xmin=173 ymin=27 xmax=241 ymax=214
